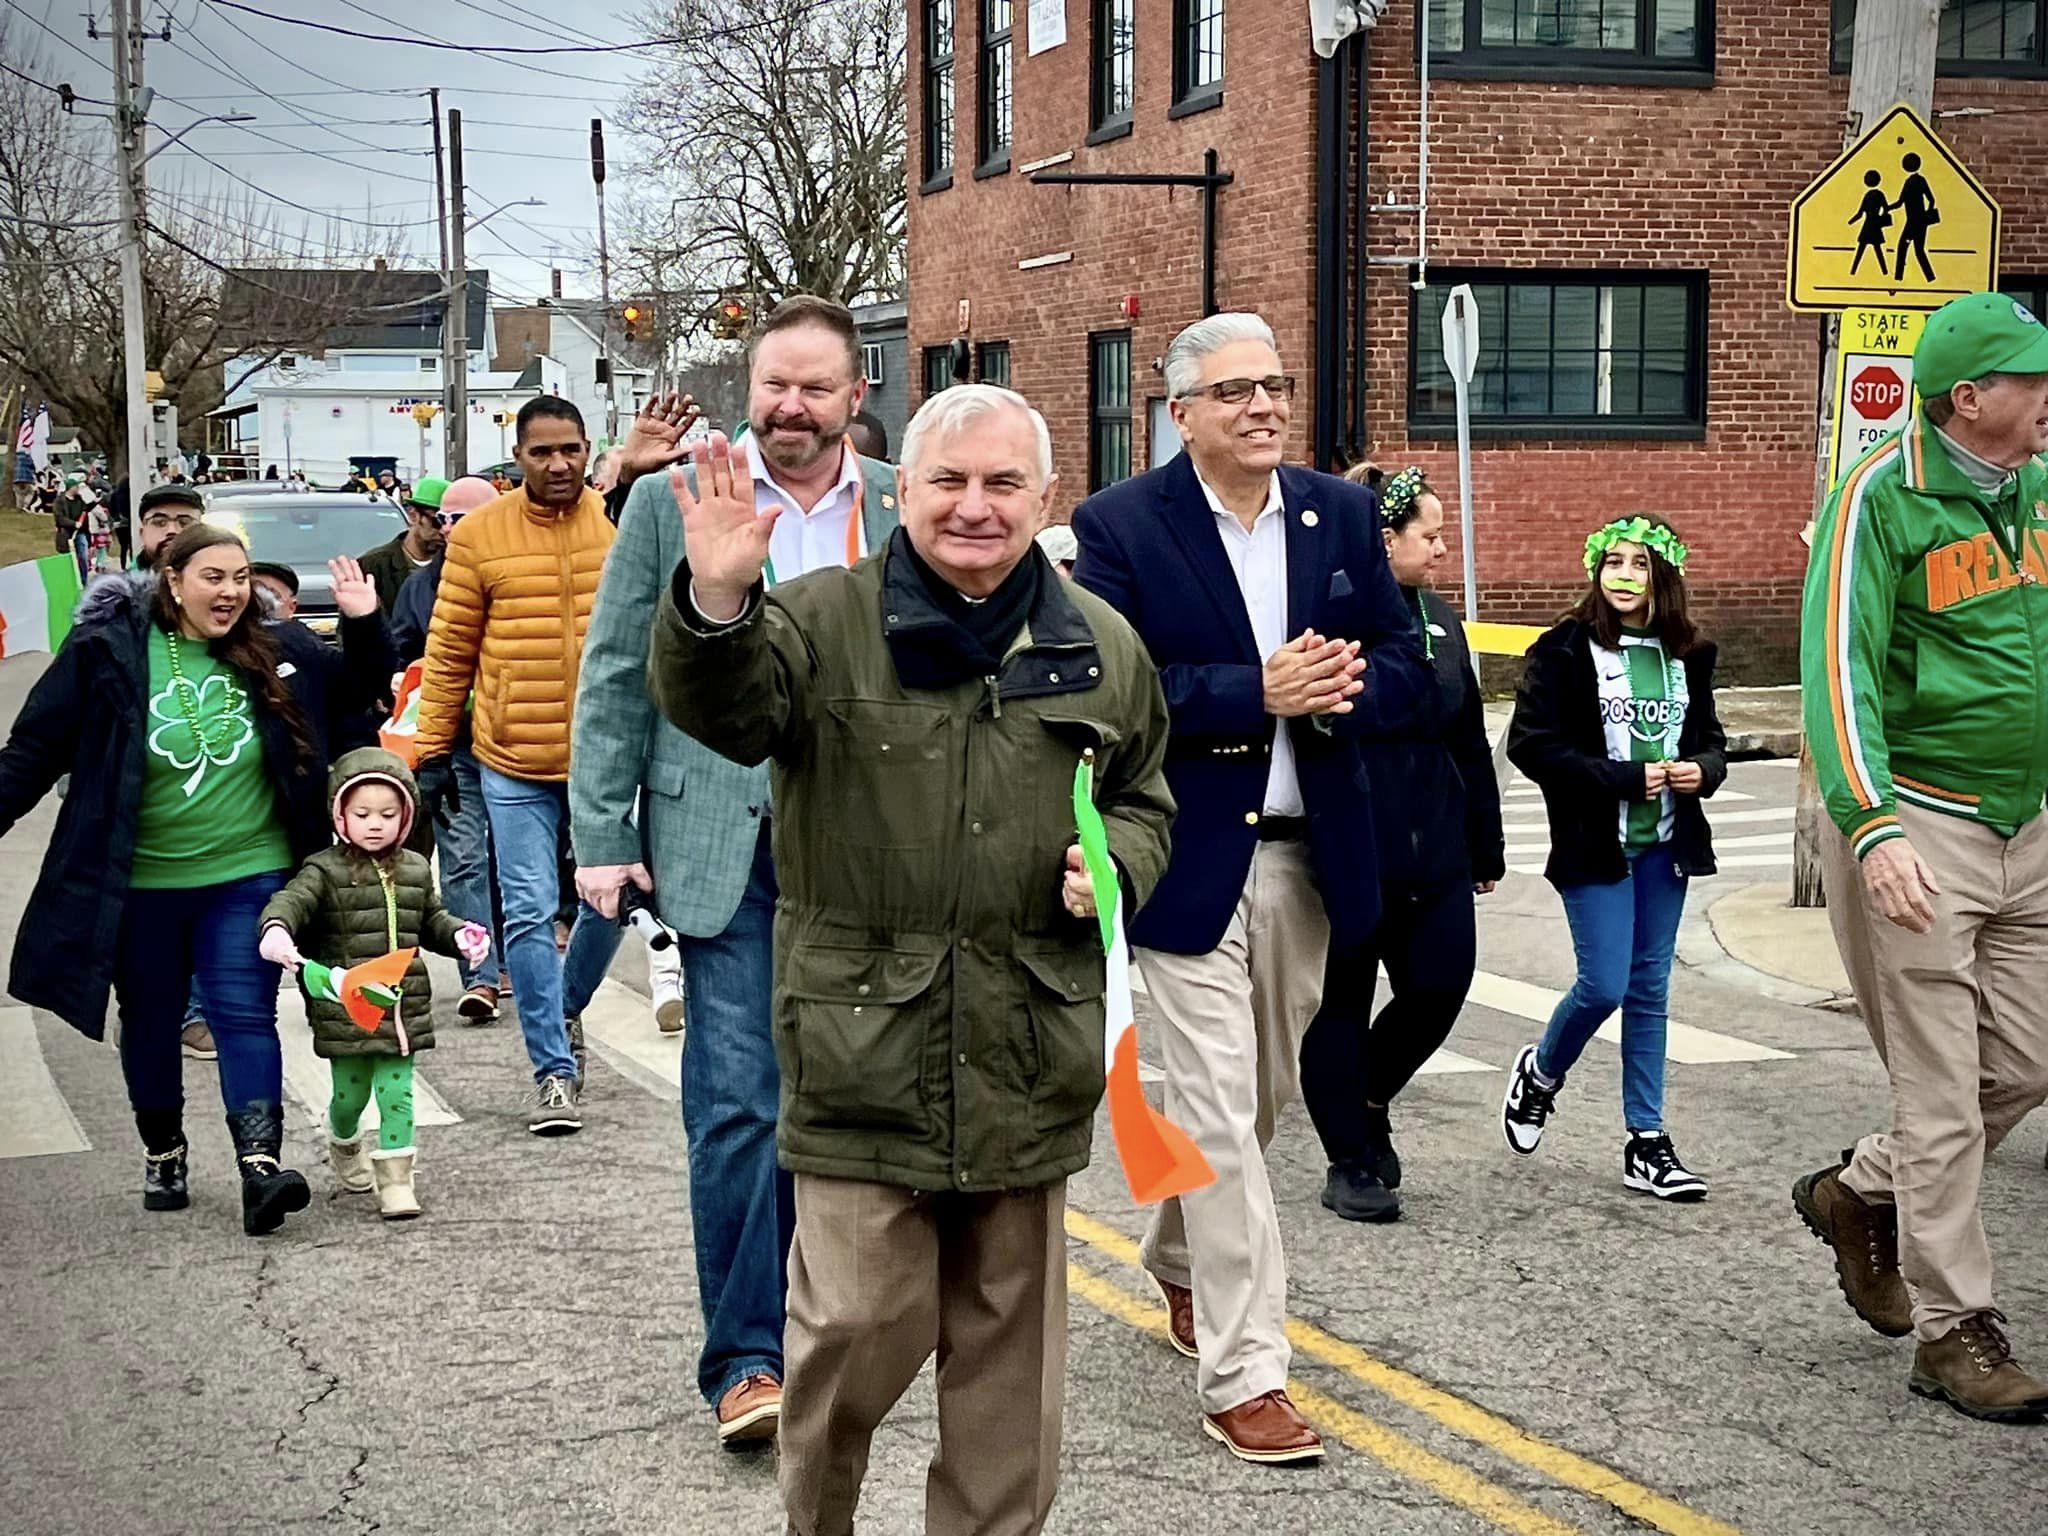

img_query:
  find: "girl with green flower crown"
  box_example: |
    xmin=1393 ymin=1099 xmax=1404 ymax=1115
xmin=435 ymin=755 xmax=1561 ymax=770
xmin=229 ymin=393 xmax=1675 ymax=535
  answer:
xmin=1499 ymin=514 xmax=1728 ymax=1200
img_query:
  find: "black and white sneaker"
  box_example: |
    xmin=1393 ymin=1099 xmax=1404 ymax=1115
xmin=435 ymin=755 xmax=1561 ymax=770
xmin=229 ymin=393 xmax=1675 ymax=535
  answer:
xmin=1500 ymin=1044 xmax=1559 ymax=1156
xmin=528 ymin=1075 xmax=583 ymax=1137
xmin=1623 ymin=1132 xmax=1707 ymax=1202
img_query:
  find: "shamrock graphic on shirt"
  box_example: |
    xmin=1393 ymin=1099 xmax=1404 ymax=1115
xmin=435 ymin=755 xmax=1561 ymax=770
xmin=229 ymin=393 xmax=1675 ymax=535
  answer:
xmin=148 ymin=667 xmax=255 ymax=797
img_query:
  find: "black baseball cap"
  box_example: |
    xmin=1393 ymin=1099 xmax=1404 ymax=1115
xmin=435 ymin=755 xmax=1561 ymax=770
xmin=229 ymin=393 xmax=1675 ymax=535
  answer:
xmin=138 ymin=484 xmax=206 ymax=515
xmin=250 ymin=560 xmax=299 ymax=595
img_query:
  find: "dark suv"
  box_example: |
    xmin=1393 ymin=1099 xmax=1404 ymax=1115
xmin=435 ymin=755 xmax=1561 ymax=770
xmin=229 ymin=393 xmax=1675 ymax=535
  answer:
xmin=202 ymin=490 xmax=406 ymax=633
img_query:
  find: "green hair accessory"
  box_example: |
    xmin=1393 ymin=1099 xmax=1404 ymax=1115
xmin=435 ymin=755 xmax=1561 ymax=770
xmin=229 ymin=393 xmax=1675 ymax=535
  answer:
xmin=1380 ymin=466 xmax=1428 ymax=521
xmin=1583 ymin=516 xmax=1688 ymax=577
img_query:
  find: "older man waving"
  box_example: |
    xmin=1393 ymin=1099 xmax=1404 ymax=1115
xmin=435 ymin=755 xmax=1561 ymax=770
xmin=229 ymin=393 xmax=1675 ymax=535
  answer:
xmin=648 ymin=385 xmax=1173 ymax=1536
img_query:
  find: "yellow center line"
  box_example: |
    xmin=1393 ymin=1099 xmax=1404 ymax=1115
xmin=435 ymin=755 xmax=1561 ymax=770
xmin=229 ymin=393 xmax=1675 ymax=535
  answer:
xmin=1066 ymin=1264 xmax=1587 ymax=1536
xmin=1065 ymin=1208 xmax=1745 ymax=1536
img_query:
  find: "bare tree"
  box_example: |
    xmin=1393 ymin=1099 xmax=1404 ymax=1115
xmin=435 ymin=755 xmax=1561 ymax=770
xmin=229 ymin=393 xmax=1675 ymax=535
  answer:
xmin=619 ymin=0 xmax=905 ymax=337
xmin=0 ymin=26 xmax=402 ymax=474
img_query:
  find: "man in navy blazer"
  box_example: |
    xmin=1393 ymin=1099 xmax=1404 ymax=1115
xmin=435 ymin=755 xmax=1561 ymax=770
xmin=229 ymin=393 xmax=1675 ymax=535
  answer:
xmin=1073 ymin=312 xmax=1426 ymax=1465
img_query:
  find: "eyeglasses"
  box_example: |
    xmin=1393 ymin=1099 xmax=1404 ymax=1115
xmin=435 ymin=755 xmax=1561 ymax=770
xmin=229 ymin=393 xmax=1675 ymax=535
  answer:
xmin=433 ymin=511 xmax=466 ymax=529
xmin=1181 ymin=375 xmax=1296 ymax=405
xmin=141 ymin=512 xmax=199 ymax=532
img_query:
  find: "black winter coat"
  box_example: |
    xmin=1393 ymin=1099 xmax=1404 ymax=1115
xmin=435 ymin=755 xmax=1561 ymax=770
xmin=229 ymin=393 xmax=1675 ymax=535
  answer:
xmin=1358 ymin=586 xmax=1506 ymax=895
xmin=1506 ymin=616 xmax=1728 ymax=890
xmin=0 ymin=575 xmax=396 ymax=1038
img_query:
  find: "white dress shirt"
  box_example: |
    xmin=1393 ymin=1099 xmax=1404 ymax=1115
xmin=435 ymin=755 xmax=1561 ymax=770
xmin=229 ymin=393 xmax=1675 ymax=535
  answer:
xmin=752 ymin=439 xmax=865 ymax=585
xmin=1195 ymin=468 xmax=1303 ymax=817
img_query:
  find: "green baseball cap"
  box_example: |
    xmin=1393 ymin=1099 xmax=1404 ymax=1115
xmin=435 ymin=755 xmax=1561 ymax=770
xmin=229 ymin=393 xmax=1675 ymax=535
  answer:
xmin=1915 ymin=292 xmax=2048 ymax=398
xmin=405 ymin=475 xmax=449 ymax=510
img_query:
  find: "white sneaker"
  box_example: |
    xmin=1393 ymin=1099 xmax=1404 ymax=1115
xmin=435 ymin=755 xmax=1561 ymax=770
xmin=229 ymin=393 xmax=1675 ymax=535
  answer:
xmin=650 ymin=947 xmax=685 ymax=1035
xmin=1623 ymin=1132 xmax=1708 ymax=1202
xmin=1500 ymin=1044 xmax=1560 ymax=1156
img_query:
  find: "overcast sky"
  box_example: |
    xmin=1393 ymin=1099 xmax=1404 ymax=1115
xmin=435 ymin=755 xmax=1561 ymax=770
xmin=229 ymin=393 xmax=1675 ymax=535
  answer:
xmin=12 ymin=0 xmax=656 ymax=308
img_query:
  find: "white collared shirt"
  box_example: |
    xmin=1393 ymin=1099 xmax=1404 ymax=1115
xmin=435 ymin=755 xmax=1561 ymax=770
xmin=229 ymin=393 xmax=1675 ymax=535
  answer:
xmin=1195 ymin=468 xmax=1303 ymax=817
xmin=750 ymin=439 xmax=865 ymax=584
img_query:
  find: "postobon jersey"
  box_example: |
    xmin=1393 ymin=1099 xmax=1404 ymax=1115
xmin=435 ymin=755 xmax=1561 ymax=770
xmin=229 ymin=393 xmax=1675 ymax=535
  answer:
xmin=1592 ymin=635 xmax=1688 ymax=850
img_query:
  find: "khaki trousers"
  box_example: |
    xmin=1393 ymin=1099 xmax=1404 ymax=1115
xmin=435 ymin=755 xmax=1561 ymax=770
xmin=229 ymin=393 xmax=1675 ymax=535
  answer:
xmin=1821 ymin=802 xmax=2048 ymax=1340
xmin=1137 ymin=840 xmax=1330 ymax=1414
xmin=779 ymin=1174 xmax=1067 ymax=1536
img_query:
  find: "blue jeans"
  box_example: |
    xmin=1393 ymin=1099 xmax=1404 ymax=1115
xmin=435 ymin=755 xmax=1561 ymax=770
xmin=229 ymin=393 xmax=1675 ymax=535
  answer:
xmin=116 ymin=872 xmax=289 ymax=1119
xmin=436 ymin=746 xmax=503 ymax=989
xmin=477 ymin=763 xmax=618 ymax=1084
xmin=1535 ymin=845 xmax=1688 ymax=1133
xmin=678 ymin=822 xmax=793 ymax=1402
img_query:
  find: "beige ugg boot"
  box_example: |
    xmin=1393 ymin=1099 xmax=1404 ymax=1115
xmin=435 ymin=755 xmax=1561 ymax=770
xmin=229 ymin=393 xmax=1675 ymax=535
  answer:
xmin=328 ymin=1132 xmax=373 ymax=1194
xmin=370 ymin=1147 xmax=422 ymax=1220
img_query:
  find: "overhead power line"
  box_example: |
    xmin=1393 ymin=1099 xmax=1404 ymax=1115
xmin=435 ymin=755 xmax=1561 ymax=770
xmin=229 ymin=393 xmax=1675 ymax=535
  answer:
xmin=207 ymin=0 xmax=839 ymax=55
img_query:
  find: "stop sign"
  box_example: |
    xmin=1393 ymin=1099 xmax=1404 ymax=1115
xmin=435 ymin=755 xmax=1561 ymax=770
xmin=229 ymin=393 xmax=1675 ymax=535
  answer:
xmin=1851 ymin=364 xmax=1906 ymax=417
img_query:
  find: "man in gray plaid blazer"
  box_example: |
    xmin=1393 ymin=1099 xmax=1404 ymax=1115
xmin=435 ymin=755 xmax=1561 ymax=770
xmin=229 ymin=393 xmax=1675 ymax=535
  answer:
xmin=569 ymin=296 xmax=900 ymax=1447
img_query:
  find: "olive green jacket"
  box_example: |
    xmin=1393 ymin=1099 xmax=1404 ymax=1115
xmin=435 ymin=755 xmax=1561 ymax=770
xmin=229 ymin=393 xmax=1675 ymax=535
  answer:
xmin=259 ymin=748 xmax=464 ymax=1058
xmin=649 ymin=538 xmax=1175 ymax=1193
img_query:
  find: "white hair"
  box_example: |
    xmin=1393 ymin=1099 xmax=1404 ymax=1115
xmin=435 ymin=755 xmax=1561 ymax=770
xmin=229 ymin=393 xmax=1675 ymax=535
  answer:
xmin=900 ymin=383 xmax=1054 ymax=486
xmin=1163 ymin=312 xmax=1280 ymax=399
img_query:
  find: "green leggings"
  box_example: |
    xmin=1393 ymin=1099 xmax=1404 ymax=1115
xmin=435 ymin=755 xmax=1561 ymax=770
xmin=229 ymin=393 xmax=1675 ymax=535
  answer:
xmin=328 ymin=1056 xmax=416 ymax=1151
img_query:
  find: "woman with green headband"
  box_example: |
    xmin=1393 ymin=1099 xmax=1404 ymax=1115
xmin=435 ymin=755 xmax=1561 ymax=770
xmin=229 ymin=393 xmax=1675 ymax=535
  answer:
xmin=1299 ymin=466 xmax=1505 ymax=1223
xmin=1500 ymin=514 xmax=1727 ymax=1201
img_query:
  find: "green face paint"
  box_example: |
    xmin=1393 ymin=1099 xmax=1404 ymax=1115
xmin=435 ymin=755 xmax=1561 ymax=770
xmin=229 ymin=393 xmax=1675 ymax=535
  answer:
xmin=1601 ymin=574 xmax=1648 ymax=596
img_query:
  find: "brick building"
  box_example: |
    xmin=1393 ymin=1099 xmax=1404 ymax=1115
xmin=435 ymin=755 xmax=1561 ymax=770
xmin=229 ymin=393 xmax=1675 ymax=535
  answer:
xmin=905 ymin=0 xmax=2048 ymax=676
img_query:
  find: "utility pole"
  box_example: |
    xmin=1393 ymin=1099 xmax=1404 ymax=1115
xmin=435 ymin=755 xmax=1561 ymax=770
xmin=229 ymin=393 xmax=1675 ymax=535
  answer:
xmin=108 ymin=0 xmax=152 ymax=525
xmin=431 ymin=88 xmax=454 ymax=478
xmin=591 ymin=118 xmax=618 ymax=444
xmin=445 ymin=108 xmax=470 ymax=476
xmin=1791 ymin=0 xmax=1941 ymax=908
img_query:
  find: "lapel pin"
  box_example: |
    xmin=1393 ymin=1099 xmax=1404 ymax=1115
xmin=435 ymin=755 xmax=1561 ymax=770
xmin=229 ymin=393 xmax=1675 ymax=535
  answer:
xmin=882 ymin=494 xmax=896 ymax=510
xmin=1301 ymin=509 xmax=1319 ymax=528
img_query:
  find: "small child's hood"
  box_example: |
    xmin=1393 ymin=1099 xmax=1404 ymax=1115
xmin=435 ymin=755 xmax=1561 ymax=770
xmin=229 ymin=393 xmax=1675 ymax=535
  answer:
xmin=328 ymin=745 xmax=420 ymax=849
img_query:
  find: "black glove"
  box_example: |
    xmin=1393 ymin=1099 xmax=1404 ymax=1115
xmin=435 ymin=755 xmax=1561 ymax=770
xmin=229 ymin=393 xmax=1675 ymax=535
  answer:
xmin=415 ymin=754 xmax=459 ymax=823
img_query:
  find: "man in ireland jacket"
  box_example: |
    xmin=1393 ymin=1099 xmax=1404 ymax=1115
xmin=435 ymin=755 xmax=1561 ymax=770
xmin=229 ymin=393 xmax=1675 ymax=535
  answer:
xmin=1795 ymin=291 xmax=2048 ymax=1424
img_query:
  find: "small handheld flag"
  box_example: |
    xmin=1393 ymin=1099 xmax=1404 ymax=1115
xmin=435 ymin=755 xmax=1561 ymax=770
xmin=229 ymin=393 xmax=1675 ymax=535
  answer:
xmin=302 ymin=948 xmax=415 ymax=1031
xmin=379 ymin=662 xmax=424 ymax=765
xmin=1074 ymin=750 xmax=1214 ymax=1205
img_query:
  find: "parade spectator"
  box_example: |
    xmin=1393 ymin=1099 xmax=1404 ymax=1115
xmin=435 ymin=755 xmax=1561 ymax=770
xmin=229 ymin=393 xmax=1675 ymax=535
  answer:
xmin=847 ymin=407 xmax=889 ymax=462
xmin=1501 ymin=515 xmax=1725 ymax=1200
xmin=389 ymin=475 xmax=506 ymax=1020
xmin=1796 ymin=292 xmax=2048 ymax=1422
xmin=0 ymin=526 xmax=394 ymax=1235
xmin=109 ymin=475 xmax=133 ymax=568
xmin=1073 ymin=312 xmax=1425 ymax=1465
xmin=650 ymin=388 xmax=1172 ymax=1532
xmin=249 ymin=561 xmax=302 ymax=624
xmin=1299 ymin=467 xmax=1504 ymax=1224
xmin=359 ymin=476 xmax=447 ymax=619
xmin=257 ymin=747 xmax=489 ymax=1220
xmin=413 ymin=398 xmax=614 ymax=1133
xmin=572 ymin=308 xmax=896 ymax=1444
xmin=52 ymin=474 xmax=87 ymax=580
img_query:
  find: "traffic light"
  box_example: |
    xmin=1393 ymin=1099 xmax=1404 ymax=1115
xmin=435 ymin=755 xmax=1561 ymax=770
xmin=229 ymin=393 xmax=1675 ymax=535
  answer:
xmin=622 ymin=303 xmax=650 ymax=343
xmin=711 ymin=296 xmax=749 ymax=340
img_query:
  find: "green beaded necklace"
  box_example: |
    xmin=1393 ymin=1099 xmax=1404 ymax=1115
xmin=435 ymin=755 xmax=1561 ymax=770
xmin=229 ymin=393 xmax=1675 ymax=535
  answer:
xmin=163 ymin=630 xmax=246 ymax=756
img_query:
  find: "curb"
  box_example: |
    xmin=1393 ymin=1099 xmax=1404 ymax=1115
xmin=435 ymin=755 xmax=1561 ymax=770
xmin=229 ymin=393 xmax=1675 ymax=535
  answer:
xmin=1677 ymin=881 xmax=1856 ymax=1012
xmin=1727 ymin=729 xmax=1802 ymax=760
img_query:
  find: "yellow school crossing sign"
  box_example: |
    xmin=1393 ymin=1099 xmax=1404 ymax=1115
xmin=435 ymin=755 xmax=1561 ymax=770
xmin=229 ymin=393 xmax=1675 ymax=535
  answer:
xmin=1787 ymin=104 xmax=1999 ymax=312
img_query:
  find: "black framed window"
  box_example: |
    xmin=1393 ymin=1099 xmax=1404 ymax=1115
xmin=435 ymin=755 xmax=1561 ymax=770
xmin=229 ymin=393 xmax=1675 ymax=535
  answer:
xmin=923 ymin=345 xmax=954 ymax=402
xmin=1409 ymin=273 xmax=1707 ymax=438
xmin=976 ymin=341 xmax=1011 ymax=387
xmin=2002 ymin=278 xmax=2048 ymax=322
xmin=922 ymin=2 xmax=956 ymax=189
xmin=1089 ymin=331 xmax=1133 ymax=489
xmin=1428 ymin=0 xmax=1711 ymax=76
xmin=1172 ymin=0 xmax=1225 ymax=110
xmin=1092 ymin=0 xmax=1136 ymax=136
xmin=1834 ymin=1 xmax=2047 ymax=76
xmin=978 ymin=1 xmax=1014 ymax=171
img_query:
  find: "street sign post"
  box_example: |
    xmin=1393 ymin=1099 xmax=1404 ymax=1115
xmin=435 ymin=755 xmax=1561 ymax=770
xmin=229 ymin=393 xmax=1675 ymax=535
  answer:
xmin=1439 ymin=283 xmax=1480 ymax=624
xmin=1826 ymin=307 xmax=1926 ymax=485
xmin=1787 ymin=103 xmax=1998 ymax=312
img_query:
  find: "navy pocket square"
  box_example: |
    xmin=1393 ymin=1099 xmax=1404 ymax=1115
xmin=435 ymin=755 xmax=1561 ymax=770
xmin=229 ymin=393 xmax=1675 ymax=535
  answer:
xmin=1327 ymin=570 xmax=1355 ymax=600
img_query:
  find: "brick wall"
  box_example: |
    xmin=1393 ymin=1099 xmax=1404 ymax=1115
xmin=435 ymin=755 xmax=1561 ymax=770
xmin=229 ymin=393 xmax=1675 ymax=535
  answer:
xmin=907 ymin=1 xmax=2048 ymax=680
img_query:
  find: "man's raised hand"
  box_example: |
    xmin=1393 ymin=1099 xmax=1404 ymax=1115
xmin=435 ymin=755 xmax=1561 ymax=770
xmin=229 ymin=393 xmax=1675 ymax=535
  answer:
xmin=675 ymin=432 xmax=778 ymax=622
xmin=618 ymin=391 xmax=701 ymax=488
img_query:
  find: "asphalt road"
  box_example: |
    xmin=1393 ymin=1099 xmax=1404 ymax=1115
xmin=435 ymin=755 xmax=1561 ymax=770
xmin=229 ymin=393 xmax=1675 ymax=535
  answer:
xmin=3 ymin=649 xmax=2046 ymax=1536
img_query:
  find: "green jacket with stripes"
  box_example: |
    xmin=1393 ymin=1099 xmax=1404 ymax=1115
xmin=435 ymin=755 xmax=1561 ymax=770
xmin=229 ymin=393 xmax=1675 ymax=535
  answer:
xmin=1800 ymin=409 xmax=2048 ymax=857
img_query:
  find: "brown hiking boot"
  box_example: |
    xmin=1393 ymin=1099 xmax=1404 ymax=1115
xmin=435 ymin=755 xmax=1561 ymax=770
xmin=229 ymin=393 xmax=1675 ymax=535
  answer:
xmin=1792 ymin=1161 xmax=1912 ymax=1338
xmin=1909 ymin=1312 xmax=2048 ymax=1424
xmin=1155 ymin=1274 xmax=1197 ymax=1359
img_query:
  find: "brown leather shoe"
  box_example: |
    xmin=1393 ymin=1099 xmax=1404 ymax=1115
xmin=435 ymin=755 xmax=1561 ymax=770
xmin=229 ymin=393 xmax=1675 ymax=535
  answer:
xmin=716 ymin=1373 xmax=782 ymax=1446
xmin=1792 ymin=1161 xmax=1913 ymax=1338
xmin=1155 ymin=1274 xmax=1197 ymax=1359
xmin=1910 ymin=1312 xmax=2048 ymax=1424
xmin=1203 ymin=1390 xmax=1325 ymax=1464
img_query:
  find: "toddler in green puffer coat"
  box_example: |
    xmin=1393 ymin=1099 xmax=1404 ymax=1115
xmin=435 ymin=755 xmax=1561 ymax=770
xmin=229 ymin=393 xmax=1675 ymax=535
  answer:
xmin=258 ymin=746 xmax=489 ymax=1219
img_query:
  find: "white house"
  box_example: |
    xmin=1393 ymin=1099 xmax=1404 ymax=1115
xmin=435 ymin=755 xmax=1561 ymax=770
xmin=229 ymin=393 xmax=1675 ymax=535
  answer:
xmin=249 ymin=363 xmax=557 ymax=482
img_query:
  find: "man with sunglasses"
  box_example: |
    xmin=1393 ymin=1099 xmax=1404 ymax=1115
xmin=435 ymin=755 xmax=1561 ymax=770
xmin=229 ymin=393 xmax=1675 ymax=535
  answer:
xmin=358 ymin=476 xmax=448 ymax=619
xmin=1073 ymin=311 xmax=1426 ymax=1466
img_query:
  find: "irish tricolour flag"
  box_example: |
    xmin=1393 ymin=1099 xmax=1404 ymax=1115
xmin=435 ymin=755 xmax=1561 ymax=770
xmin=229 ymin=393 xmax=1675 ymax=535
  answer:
xmin=1074 ymin=750 xmax=1214 ymax=1205
xmin=0 ymin=553 xmax=82 ymax=659
xmin=379 ymin=662 xmax=424 ymax=765
xmin=303 ymin=948 xmax=415 ymax=1031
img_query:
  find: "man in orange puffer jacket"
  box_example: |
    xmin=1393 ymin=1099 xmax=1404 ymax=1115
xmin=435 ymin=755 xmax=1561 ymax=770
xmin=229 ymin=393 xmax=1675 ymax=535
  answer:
xmin=414 ymin=396 xmax=614 ymax=1137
